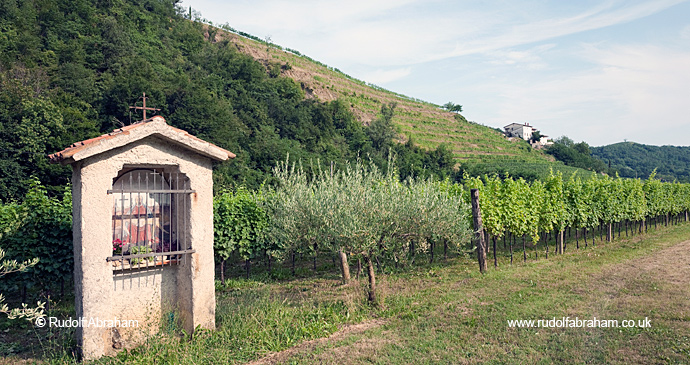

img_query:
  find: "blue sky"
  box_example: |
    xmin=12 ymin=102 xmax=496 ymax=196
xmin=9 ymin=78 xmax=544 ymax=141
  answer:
xmin=181 ymin=0 xmax=690 ymax=147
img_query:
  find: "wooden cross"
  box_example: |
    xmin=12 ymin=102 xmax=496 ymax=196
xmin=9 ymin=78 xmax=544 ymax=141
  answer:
xmin=129 ymin=92 xmax=161 ymax=121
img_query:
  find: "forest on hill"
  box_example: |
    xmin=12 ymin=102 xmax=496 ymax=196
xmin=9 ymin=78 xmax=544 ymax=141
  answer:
xmin=592 ymin=142 xmax=690 ymax=182
xmin=0 ymin=0 xmax=459 ymax=202
xmin=544 ymin=137 xmax=615 ymax=175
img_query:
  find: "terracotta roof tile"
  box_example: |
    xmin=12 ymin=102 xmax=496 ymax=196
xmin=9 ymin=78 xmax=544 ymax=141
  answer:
xmin=48 ymin=116 xmax=235 ymax=164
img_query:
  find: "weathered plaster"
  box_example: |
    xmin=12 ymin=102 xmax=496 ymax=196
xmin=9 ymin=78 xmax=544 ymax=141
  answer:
xmin=71 ymin=132 xmax=218 ymax=359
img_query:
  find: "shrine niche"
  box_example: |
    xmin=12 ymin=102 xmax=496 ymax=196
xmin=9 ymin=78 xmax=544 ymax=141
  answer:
xmin=109 ymin=169 xmax=189 ymax=270
xmin=49 ymin=115 xmax=234 ymax=360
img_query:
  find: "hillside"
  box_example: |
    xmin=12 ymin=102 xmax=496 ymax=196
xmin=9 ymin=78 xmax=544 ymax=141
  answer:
xmin=1 ymin=0 xmax=464 ymax=200
xmin=592 ymin=142 xmax=690 ymax=182
xmin=0 ymin=0 xmax=588 ymax=201
xmin=205 ymin=24 xmax=549 ymax=161
xmin=201 ymin=22 xmax=598 ymax=181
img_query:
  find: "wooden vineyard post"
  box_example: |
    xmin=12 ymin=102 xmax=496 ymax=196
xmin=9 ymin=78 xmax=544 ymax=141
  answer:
xmin=339 ymin=250 xmax=351 ymax=284
xmin=557 ymin=230 xmax=564 ymax=254
xmin=606 ymin=223 xmax=612 ymax=242
xmin=471 ymin=189 xmax=487 ymax=274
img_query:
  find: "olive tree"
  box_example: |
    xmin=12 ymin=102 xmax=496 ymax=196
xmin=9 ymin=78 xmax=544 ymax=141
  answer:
xmin=0 ymin=248 xmax=45 ymax=321
xmin=267 ymin=157 xmax=471 ymax=303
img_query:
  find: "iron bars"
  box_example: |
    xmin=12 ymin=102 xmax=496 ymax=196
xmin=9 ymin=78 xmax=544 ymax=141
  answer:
xmin=107 ymin=170 xmax=195 ymax=271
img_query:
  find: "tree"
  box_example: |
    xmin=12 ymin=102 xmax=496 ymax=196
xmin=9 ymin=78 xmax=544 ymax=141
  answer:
xmin=0 ymin=248 xmax=45 ymax=321
xmin=530 ymin=130 xmax=542 ymax=143
xmin=442 ymin=102 xmax=463 ymax=113
xmin=367 ymin=103 xmax=397 ymax=151
xmin=554 ymin=136 xmax=575 ymax=147
xmin=264 ymin=35 xmax=272 ymax=59
xmin=426 ymin=143 xmax=455 ymax=177
xmin=573 ymin=142 xmax=590 ymax=156
xmin=546 ymin=136 xmax=611 ymax=174
xmin=267 ymin=156 xmax=470 ymax=302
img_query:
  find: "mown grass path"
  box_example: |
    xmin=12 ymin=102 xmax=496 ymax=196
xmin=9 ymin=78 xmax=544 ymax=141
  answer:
xmin=274 ymin=224 xmax=690 ymax=364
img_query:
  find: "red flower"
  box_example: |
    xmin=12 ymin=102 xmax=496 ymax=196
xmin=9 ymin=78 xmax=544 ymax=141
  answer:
xmin=113 ymin=239 xmax=124 ymax=253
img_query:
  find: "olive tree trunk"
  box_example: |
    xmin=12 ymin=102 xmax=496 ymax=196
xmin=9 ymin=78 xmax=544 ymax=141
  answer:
xmin=366 ymin=254 xmax=376 ymax=303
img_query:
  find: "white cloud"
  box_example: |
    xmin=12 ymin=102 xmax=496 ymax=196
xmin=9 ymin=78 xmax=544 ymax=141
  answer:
xmin=197 ymin=0 xmax=423 ymax=34
xmin=486 ymin=44 xmax=556 ymax=70
xmin=483 ymin=44 xmax=690 ymax=146
xmin=442 ymin=0 xmax=688 ymax=59
xmin=188 ymin=0 xmax=686 ymax=67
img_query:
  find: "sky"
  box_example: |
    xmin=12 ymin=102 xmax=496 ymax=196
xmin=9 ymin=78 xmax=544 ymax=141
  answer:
xmin=181 ymin=0 xmax=690 ymax=147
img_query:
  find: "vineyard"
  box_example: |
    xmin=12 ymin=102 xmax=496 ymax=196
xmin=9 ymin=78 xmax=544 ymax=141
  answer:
xmin=465 ymin=170 xmax=690 ymax=271
xmin=2 ymin=161 xmax=689 ymax=310
xmin=214 ymin=158 xmax=471 ymax=303
xmin=2 ymin=1 xmax=689 ymax=361
xmin=213 ymin=163 xmax=690 ymax=302
xmin=2 ymin=162 xmax=690 ymax=362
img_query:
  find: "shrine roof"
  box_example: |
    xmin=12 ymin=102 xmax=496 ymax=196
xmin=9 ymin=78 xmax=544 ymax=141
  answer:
xmin=48 ymin=116 xmax=235 ymax=164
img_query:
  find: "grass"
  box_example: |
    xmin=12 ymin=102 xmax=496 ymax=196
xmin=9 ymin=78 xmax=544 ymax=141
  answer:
xmin=284 ymin=222 xmax=690 ymax=363
xmin=85 ymin=287 xmax=368 ymax=364
xmin=2 ymin=221 xmax=690 ymax=363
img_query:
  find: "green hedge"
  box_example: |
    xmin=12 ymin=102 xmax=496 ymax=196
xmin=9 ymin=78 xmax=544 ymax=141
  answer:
xmin=0 ymin=178 xmax=72 ymax=297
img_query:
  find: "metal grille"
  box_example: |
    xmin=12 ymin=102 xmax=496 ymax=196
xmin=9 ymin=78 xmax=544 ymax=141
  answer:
xmin=108 ymin=169 xmax=195 ymax=270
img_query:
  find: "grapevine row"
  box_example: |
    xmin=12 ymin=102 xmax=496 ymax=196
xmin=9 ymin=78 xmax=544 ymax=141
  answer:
xmin=466 ymin=170 xmax=690 ymax=267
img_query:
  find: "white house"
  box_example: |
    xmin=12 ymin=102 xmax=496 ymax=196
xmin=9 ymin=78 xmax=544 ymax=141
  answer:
xmin=530 ymin=135 xmax=553 ymax=149
xmin=505 ymin=122 xmax=553 ymax=148
xmin=504 ymin=122 xmax=535 ymax=140
xmin=539 ymin=135 xmax=552 ymax=146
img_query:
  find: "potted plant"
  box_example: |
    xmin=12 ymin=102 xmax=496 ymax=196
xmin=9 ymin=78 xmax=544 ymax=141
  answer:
xmin=112 ymin=239 xmax=124 ymax=255
xmin=129 ymin=245 xmax=153 ymax=265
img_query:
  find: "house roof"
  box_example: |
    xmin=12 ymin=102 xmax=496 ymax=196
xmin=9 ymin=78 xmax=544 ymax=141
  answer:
xmin=503 ymin=122 xmax=533 ymax=129
xmin=48 ymin=116 xmax=236 ymax=165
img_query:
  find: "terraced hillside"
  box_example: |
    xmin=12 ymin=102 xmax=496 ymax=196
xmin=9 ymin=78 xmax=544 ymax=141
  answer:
xmin=203 ymin=25 xmax=555 ymax=164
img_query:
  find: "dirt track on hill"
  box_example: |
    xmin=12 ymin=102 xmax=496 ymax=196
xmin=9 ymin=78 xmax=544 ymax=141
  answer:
xmin=246 ymin=319 xmax=387 ymax=365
